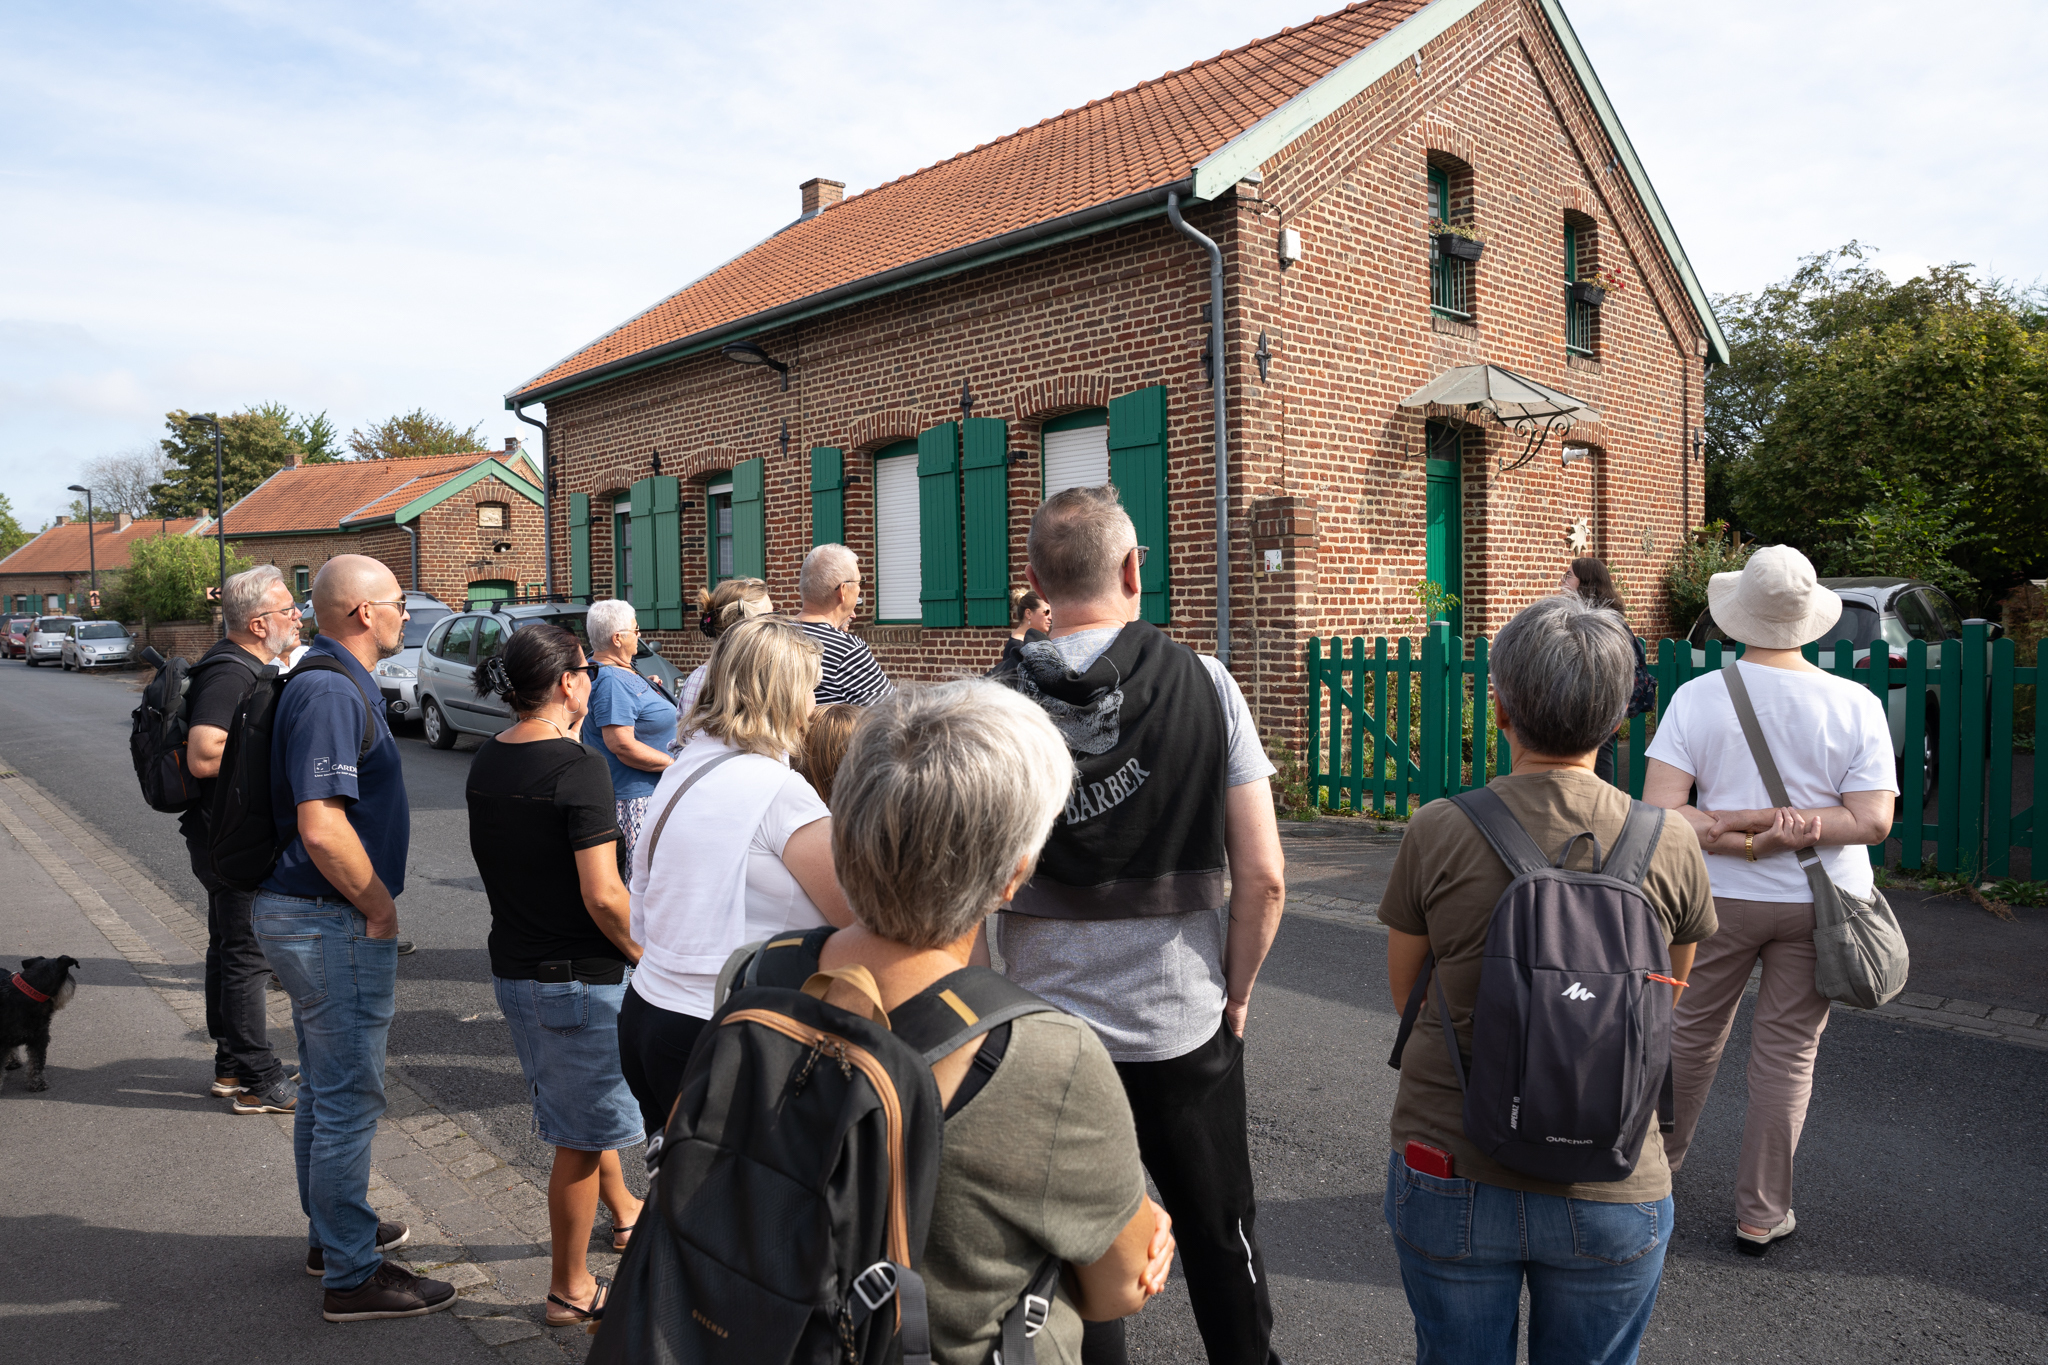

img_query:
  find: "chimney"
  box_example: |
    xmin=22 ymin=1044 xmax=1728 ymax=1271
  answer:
xmin=52 ymin=515 xmax=68 ymax=526
xmin=504 ymin=437 xmax=521 ymax=453
xmin=800 ymin=178 xmax=845 ymax=216
xmin=116 ymin=512 xmax=133 ymax=532
xmin=292 ymin=447 xmax=308 ymax=468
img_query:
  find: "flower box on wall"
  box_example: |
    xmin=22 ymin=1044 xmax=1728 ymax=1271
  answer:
xmin=1435 ymin=233 xmax=1484 ymax=263
xmin=1568 ymin=280 xmax=1607 ymax=307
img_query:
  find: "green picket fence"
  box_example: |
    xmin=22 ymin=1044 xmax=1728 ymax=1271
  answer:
xmin=1306 ymin=620 xmax=2039 ymax=878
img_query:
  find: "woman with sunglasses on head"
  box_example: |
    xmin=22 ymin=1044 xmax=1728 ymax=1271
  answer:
xmin=468 ymin=624 xmax=643 ymax=1328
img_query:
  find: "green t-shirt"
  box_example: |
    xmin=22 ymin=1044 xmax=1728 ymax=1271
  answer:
xmin=925 ymin=1012 xmax=1146 ymax=1364
xmin=1378 ymin=769 xmax=1718 ymax=1203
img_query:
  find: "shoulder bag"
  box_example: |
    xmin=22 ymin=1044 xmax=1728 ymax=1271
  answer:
xmin=1721 ymin=660 xmax=1910 ymax=1009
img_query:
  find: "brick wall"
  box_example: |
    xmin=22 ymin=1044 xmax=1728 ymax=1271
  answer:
xmin=0 ymin=573 xmax=92 ymax=613
xmin=537 ymin=0 xmax=1708 ymax=752
xmin=411 ymin=475 xmax=549 ymax=607
xmin=135 ymin=617 xmax=222 ymax=662
xmin=229 ymin=532 xmax=366 ymax=596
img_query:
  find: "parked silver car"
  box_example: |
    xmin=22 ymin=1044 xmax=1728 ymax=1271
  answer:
xmin=61 ymin=620 xmax=135 ymax=671
xmin=415 ymin=602 xmax=679 ymax=750
xmin=23 ymin=616 xmax=79 ymax=666
xmin=367 ymin=599 xmax=455 ymax=724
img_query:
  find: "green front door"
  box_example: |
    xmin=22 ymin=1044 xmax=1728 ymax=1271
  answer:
xmin=1424 ymin=422 xmax=1464 ymax=636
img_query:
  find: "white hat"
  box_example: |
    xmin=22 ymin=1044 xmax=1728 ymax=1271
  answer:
xmin=1706 ymin=545 xmax=1842 ymax=649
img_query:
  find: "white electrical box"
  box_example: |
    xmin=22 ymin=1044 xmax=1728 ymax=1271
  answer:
xmin=1278 ymin=228 xmax=1302 ymax=265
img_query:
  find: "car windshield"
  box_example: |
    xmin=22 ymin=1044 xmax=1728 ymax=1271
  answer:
xmin=77 ymin=622 xmax=126 ymax=639
xmin=403 ymin=608 xmax=451 ymax=648
xmin=37 ymin=618 xmax=78 ymax=631
xmin=1815 ymin=604 xmax=1880 ymax=652
xmin=518 ymin=613 xmax=590 ymax=648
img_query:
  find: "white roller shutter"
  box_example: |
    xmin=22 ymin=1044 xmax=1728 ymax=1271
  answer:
xmin=1042 ymin=424 xmax=1110 ymax=499
xmin=874 ymin=453 xmax=921 ymax=622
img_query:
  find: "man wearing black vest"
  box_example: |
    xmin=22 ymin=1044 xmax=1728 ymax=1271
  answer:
xmin=992 ymin=486 xmax=1287 ymax=1365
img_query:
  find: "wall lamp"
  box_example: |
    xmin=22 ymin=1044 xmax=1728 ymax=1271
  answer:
xmin=720 ymin=341 xmax=789 ymax=390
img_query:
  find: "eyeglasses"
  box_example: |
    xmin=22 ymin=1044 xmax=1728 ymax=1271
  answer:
xmin=358 ymin=597 xmax=407 ymax=614
xmin=252 ymin=604 xmax=302 ymax=623
xmin=1131 ymin=545 xmax=1150 ymax=567
xmin=570 ymin=662 xmax=602 ymax=680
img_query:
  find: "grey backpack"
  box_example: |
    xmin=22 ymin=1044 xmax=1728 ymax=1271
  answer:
xmin=1390 ymin=789 xmax=1678 ymax=1184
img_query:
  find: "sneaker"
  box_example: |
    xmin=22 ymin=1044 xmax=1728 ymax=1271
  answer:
xmin=395 ymin=940 xmax=416 ymax=956
xmin=321 ymin=1261 xmax=455 ymax=1321
xmin=308 ymin=1222 xmax=410 ymax=1275
xmin=231 ymin=1076 xmax=299 ymax=1115
xmin=1734 ymin=1208 xmax=1797 ymax=1257
xmin=210 ymin=1075 xmax=248 ymax=1098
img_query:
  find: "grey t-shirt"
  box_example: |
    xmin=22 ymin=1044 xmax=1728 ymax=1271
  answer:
xmin=994 ymin=627 xmax=1276 ymax=1063
xmin=926 ymin=1012 xmax=1145 ymax=1365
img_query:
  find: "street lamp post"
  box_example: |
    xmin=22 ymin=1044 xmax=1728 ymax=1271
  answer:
xmin=65 ymin=484 xmax=96 ymax=615
xmin=190 ymin=414 xmax=227 ymax=635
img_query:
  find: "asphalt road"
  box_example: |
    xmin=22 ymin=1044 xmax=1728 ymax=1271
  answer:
xmin=4 ymin=661 xmax=2045 ymax=1363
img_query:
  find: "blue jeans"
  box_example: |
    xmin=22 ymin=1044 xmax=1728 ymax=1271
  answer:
xmin=1383 ymin=1150 xmax=1673 ymax=1365
xmin=252 ymin=892 xmax=398 ymax=1292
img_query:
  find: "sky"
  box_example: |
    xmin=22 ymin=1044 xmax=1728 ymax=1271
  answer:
xmin=4 ymin=0 xmax=2043 ymax=527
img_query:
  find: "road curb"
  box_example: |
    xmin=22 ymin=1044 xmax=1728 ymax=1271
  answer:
xmin=0 ymin=756 xmax=598 ymax=1359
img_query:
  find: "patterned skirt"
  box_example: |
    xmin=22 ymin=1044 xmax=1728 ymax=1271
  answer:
xmin=615 ymin=795 xmax=650 ymax=881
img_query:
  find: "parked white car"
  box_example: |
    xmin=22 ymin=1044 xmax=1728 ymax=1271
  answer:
xmin=23 ymin=615 xmax=79 ymax=666
xmin=370 ymin=600 xmax=454 ymax=724
xmin=61 ymin=620 xmax=135 ymax=671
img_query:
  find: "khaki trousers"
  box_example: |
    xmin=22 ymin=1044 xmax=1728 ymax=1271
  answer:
xmin=1664 ymin=896 xmax=1832 ymax=1229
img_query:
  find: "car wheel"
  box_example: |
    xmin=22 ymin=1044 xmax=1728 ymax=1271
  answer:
xmin=423 ymin=699 xmax=455 ymax=750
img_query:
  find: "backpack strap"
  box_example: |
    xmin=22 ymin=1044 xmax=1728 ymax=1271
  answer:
xmin=287 ymin=656 xmax=379 ymax=757
xmin=1384 ymin=949 xmax=1471 ymax=1102
xmin=639 ymin=749 xmax=745 ymax=872
xmin=995 ymin=1254 xmax=1061 ymax=1365
xmin=889 ymin=967 xmax=1059 ymax=1066
xmin=1448 ymin=788 xmax=1551 ymax=878
xmin=1600 ymin=802 xmax=1667 ymax=888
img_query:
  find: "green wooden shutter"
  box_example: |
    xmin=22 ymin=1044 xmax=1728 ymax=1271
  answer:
xmin=628 ymin=479 xmax=656 ymax=623
xmin=1107 ymin=386 xmax=1170 ymax=624
xmin=961 ymin=418 xmax=1009 ymax=628
xmin=917 ymin=422 xmax=962 ymax=629
xmin=732 ymin=457 xmax=765 ymax=580
xmin=568 ymin=492 xmax=591 ymax=601
xmin=809 ymin=447 xmax=844 ymax=547
xmin=648 ymin=475 xmax=682 ymax=629
xmin=1564 ymin=224 xmax=1578 ymax=281
xmin=1428 ymin=165 xmax=1449 ymax=223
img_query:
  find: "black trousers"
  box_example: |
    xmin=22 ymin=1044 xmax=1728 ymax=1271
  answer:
xmin=1594 ymin=733 xmax=1619 ymax=787
xmin=187 ymin=830 xmax=284 ymax=1087
xmin=617 ymin=986 xmax=710 ymax=1140
xmin=1082 ymin=1021 xmax=1280 ymax=1365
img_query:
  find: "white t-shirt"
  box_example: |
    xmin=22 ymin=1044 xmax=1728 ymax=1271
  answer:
xmin=628 ymin=732 xmax=830 ymax=1017
xmin=1644 ymin=662 xmax=1896 ymax=902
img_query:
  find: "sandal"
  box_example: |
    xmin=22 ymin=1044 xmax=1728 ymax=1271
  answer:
xmin=610 ymin=1222 xmax=634 ymax=1253
xmin=545 ymin=1276 xmax=609 ymax=1327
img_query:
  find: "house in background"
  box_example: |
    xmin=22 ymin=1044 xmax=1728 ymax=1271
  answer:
xmin=213 ymin=441 xmax=547 ymax=608
xmin=0 ymin=514 xmax=212 ymax=616
xmin=505 ymin=0 xmax=1725 ymax=744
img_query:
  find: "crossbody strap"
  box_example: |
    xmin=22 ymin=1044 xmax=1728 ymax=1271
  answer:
xmin=638 ymin=748 xmax=745 ymax=870
xmin=1719 ymin=660 xmax=1836 ymax=891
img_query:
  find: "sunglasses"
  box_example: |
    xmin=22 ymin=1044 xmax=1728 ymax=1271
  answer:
xmin=569 ymin=662 xmax=602 ymax=680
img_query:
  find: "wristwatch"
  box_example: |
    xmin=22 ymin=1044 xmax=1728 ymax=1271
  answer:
xmin=1744 ymin=832 xmax=1757 ymax=862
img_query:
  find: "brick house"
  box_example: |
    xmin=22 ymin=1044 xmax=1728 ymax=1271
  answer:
xmin=214 ymin=443 xmax=547 ymax=607
xmin=504 ymin=0 xmax=1726 ymax=745
xmin=0 ymin=514 xmax=212 ymax=617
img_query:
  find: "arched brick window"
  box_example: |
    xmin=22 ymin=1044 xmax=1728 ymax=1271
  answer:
xmin=1426 ymin=152 xmax=1478 ymax=321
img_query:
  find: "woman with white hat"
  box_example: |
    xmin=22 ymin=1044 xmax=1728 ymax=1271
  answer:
xmin=1641 ymin=546 xmax=1897 ymax=1256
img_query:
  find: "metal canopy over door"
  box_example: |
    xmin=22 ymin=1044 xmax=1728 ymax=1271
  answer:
xmin=1424 ymin=421 xmax=1464 ymax=636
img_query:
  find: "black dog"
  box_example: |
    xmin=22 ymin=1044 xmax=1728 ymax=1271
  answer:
xmin=2 ymin=956 xmax=79 ymax=1093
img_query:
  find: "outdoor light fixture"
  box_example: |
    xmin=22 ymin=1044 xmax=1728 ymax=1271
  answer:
xmin=187 ymin=412 xmax=228 ymax=628
xmin=1561 ymin=443 xmax=1591 ymax=469
xmin=66 ymin=485 xmax=99 ymax=602
xmin=720 ymin=341 xmax=789 ymax=390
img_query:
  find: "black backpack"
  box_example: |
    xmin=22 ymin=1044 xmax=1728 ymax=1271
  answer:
xmin=205 ymin=656 xmax=378 ymax=892
xmin=590 ymin=929 xmax=1064 ymax=1365
xmin=129 ymin=649 xmax=260 ymax=814
xmin=1390 ymin=788 xmax=1677 ymax=1184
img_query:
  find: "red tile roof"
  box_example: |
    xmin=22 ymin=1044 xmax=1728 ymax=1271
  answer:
xmin=511 ymin=0 xmax=1428 ymax=400
xmin=217 ymin=453 xmax=511 ymax=536
xmin=0 ymin=518 xmax=209 ymax=577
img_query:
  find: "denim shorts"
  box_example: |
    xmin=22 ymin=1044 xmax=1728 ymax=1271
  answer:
xmin=493 ymin=972 xmax=645 ymax=1152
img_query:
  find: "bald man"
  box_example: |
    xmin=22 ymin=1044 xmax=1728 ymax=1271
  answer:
xmin=249 ymin=555 xmax=454 ymax=1322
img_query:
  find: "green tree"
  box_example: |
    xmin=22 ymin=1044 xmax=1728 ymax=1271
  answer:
xmin=123 ymin=534 xmax=251 ymax=622
xmin=149 ymin=405 xmax=326 ymax=516
xmin=346 ymin=409 xmax=485 ymax=460
xmin=0 ymin=493 xmax=29 ymax=559
xmin=1817 ymin=476 xmax=1979 ymax=601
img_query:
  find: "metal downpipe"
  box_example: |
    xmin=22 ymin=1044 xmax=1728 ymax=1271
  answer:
xmin=1166 ymin=190 xmax=1229 ymax=664
xmin=399 ymin=522 xmax=419 ymax=593
xmin=514 ymin=404 xmax=552 ymax=596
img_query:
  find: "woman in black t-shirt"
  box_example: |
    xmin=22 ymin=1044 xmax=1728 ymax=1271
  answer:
xmin=466 ymin=624 xmax=642 ymax=1327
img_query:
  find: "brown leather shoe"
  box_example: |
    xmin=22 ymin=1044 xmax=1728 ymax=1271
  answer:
xmin=321 ymin=1261 xmax=455 ymax=1321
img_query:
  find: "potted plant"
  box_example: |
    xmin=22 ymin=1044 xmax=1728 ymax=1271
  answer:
xmin=1568 ymin=267 xmax=1626 ymax=308
xmin=1431 ymin=218 xmax=1486 ymax=262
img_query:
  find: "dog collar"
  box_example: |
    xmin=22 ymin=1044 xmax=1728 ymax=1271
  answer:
xmin=10 ymin=972 xmax=50 ymax=1004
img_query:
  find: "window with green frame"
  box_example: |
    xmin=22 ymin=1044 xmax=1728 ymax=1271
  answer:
xmin=1428 ymin=164 xmax=1473 ymax=320
xmin=705 ymin=481 xmax=733 ymax=586
xmin=872 ymin=441 xmax=921 ymax=623
xmin=292 ymin=565 xmax=310 ymax=597
xmin=1041 ymin=409 xmax=1109 ymax=500
xmin=613 ymin=498 xmax=632 ymax=600
xmin=1565 ymin=223 xmax=1593 ymax=356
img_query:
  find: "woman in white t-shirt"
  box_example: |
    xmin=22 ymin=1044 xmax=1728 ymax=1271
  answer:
xmin=617 ymin=615 xmax=851 ymax=1137
xmin=1643 ymin=546 xmax=1897 ymax=1256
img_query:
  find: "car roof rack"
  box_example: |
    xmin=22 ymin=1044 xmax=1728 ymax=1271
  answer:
xmin=462 ymin=591 xmax=591 ymax=613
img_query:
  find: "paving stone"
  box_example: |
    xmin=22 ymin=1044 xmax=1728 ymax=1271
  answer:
xmin=449 ymin=1150 xmax=502 ymax=1181
xmin=434 ymin=1199 xmax=507 ymax=1239
xmin=1988 ymin=1007 xmax=2041 ymax=1027
xmin=439 ymin=1260 xmax=491 ymax=1290
xmin=1896 ymin=991 xmax=1947 ymax=1009
xmin=1940 ymin=999 xmax=1994 ymax=1019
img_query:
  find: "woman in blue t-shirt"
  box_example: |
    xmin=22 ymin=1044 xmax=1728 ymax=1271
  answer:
xmin=581 ymin=599 xmax=677 ymax=870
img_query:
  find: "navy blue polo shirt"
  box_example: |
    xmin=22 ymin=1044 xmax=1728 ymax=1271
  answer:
xmin=261 ymin=635 xmax=410 ymax=901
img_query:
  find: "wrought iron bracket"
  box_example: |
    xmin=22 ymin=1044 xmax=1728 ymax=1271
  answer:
xmin=1483 ymin=408 xmax=1578 ymax=474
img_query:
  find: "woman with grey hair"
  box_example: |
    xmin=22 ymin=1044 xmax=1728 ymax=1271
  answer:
xmin=1377 ymin=593 xmax=1716 ymax=1361
xmin=1643 ymin=546 xmax=1896 ymax=1255
xmin=806 ymin=680 xmax=1175 ymax=1362
xmin=580 ymin=598 xmax=675 ymax=871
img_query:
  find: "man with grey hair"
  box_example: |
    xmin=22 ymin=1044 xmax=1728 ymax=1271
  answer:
xmin=992 ymin=485 xmax=1288 ymax=1365
xmin=795 ymin=542 xmax=891 ymax=705
xmin=1377 ymin=593 xmax=1714 ymax=1361
xmin=179 ymin=564 xmax=302 ymax=1113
